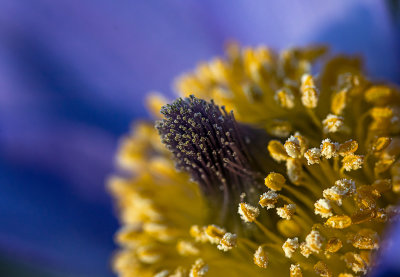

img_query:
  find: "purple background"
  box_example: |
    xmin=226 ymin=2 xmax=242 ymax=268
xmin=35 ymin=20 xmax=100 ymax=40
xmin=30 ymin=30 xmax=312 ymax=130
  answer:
xmin=0 ymin=1 xmax=399 ymax=276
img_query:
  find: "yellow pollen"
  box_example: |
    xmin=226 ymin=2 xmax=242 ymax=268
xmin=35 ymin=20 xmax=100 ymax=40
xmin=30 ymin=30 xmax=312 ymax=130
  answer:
xmin=342 ymin=252 xmax=368 ymax=274
xmin=314 ymin=199 xmax=333 ymax=218
xmin=322 ymin=114 xmax=344 ymax=133
xmin=349 ymin=229 xmax=379 ymax=250
xmin=238 ymin=202 xmax=260 ymax=223
xmin=372 ymin=136 xmax=392 ymax=152
xmin=253 ymin=246 xmax=268 ymax=269
xmin=264 ymin=172 xmax=286 ymax=191
xmin=282 ymin=237 xmax=299 ymax=258
xmin=268 ymin=140 xmax=290 ymax=162
xmin=304 ymin=147 xmax=321 ymax=165
xmin=305 ymin=229 xmax=324 ymax=254
xmin=177 ymin=240 xmax=200 ymax=256
xmin=342 ymin=154 xmax=364 ymax=171
xmin=205 ymin=225 xmax=226 ymax=244
xmin=321 ymin=139 xmax=339 ymax=159
xmin=277 ymin=204 xmax=296 ymax=220
xmin=290 ymin=264 xmax=303 ymax=277
xmin=217 ymin=232 xmax=237 ymax=251
xmin=285 ymin=136 xmax=302 ymax=158
xmin=300 ymin=74 xmax=319 ymax=108
xmin=325 ymin=215 xmax=352 ymax=229
xmin=189 ymin=259 xmax=209 ymax=277
xmin=364 ymin=85 xmax=392 ymax=104
xmin=338 ymin=140 xmax=358 ymax=156
xmin=314 ymin=261 xmax=332 ymax=277
xmin=275 ymin=87 xmax=295 ymax=109
xmin=259 ymin=191 xmax=279 ymax=209
xmin=325 ymin=237 xmax=343 ymax=253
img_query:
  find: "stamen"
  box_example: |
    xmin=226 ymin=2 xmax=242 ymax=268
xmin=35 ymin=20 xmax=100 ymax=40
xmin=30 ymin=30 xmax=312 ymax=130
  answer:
xmin=300 ymin=74 xmax=319 ymax=108
xmin=190 ymin=259 xmax=209 ymax=277
xmin=238 ymin=203 xmax=260 ymax=223
xmin=290 ymin=264 xmax=303 ymax=277
xmin=277 ymin=204 xmax=296 ymax=220
xmin=264 ymin=172 xmax=286 ymax=191
xmin=325 ymin=215 xmax=352 ymax=229
xmin=282 ymin=237 xmax=299 ymax=258
xmin=314 ymin=261 xmax=332 ymax=277
xmin=253 ymin=246 xmax=269 ymax=268
xmin=259 ymin=191 xmax=279 ymax=209
xmin=322 ymin=114 xmax=344 ymax=133
xmin=218 ymin=232 xmax=238 ymax=251
xmin=177 ymin=240 xmax=200 ymax=256
xmin=314 ymin=199 xmax=333 ymax=218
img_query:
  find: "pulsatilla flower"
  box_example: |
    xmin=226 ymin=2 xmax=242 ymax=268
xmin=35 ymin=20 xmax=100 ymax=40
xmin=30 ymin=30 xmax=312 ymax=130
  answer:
xmin=109 ymin=44 xmax=400 ymax=277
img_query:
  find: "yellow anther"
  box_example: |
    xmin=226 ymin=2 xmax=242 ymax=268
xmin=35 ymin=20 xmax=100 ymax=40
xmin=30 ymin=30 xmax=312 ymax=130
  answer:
xmin=253 ymin=246 xmax=269 ymax=268
xmin=370 ymin=107 xmax=393 ymax=120
xmin=364 ymin=85 xmax=392 ymax=104
xmin=320 ymin=139 xmax=339 ymax=159
xmin=371 ymin=179 xmax=392 ymax=194
xmin=371 ymin=137 xmax=391 ymax=152
xmin=238 ymin=203 xmax=260 ymax=223
xmin=190 ymin=225 xmax=208 ymax=243
xmin=304 ymin=147 xmax=321 ymax=165
xmin=275 ymin=87 xmax=295 ymax=109
xmin=314 ymin=261 xmax=332 ymax=277
xmin=342 ymin=154 xmax=364 ymax=171
xmin=218 ymin=232 xmax=237 ymax=251
xmin=189 ymin=258 xmax=208 ymax=277
xmin=277 ymin=204 xmax=296 ymax=220
xmin=350 ymin=229 xmax=379 ymax=250
xmin=277 ymin=219 xmax=302 ymax=238
xmin=325 ymin=237 xmax=343 ymax=253
xmin=351 ymin=209 xmax=376 ymax=225
xmin=300 ymin=242 xmax=312 ymax=258
xmin=205 ymin=225 xmax=226 ymax=244
xmin=115 ymin=224 xmax=142 ymax=246
xmin=331 ymin=89 xmax=348 ymax=115
xmin=339 ymin=140 xmax=358 ymax=156
xmin=137 ymin=245 xmax=162 ymax=264
xmin=300 ymin=74 xmax=319 ymax=108
xmin=268 ymin=140 xmax=290 ymax=162
xmin=177 ymin=240 xmax=200 ymax=256
xmin=342 ymin=252 xmax=368 ymax=274
xmin=325 ymin=215 xmax=352 ymax=229
xmin=282 ymin=237 xmax=299 ymax=258
xmin=305 ymin=230 xmax=324 ymax=254
xmin=143 ymin=222 xmax=175 ymax=242
xmin=391 ymin=160 xmax=400 ymax=193
xmin=294 ymin=133 xmax=308 ymax=153
xmin=290 ymin=264 xmax=303 ymax=277
xmin=286 ymin=158 xmax=304 ymax=185
xmin=323 ymin=114 xmax=344 ymax=133
xmin=314 ymin=199 xmax=333 ymax=218
xmin=285 ymin=136 xmax=302 ymax=158
xmin=264 ymin=172 xmax=286 ymax=191
xmin=374 ymin=157 xmax=395 ymax=175
xmin=338 ymin=273 xmax=354 ymax=277
xmin=154 ymin=270 xmax=170 ymax=277
xmin=265 ymin=119 xmax=293 ymax=138
xmin=323 ymin=178 xmax=356 ymax=206
xmin=259 ymin=191 xmax=279 ymax=209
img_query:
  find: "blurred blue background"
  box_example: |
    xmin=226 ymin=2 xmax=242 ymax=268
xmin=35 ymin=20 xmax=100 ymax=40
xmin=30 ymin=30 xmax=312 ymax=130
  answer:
xmin=0 ymin=1 xmax=399 ymax=276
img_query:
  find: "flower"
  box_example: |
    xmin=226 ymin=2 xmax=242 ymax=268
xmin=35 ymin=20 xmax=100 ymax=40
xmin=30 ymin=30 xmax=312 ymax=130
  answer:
xmin=110 ymin=44 xmax=400 ymax=277
xmin=1 ymin=1 xmax=400 ymax=276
